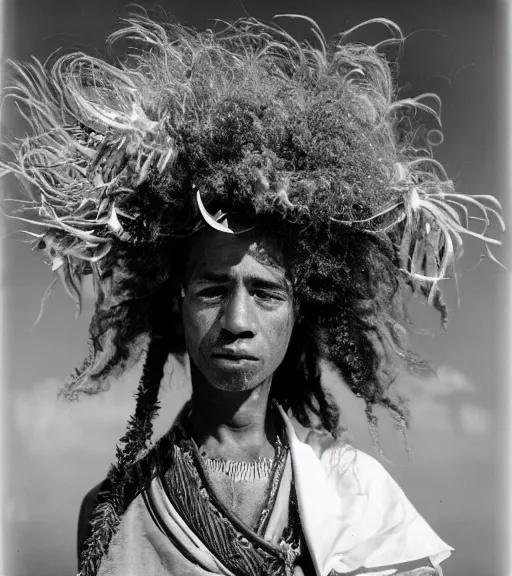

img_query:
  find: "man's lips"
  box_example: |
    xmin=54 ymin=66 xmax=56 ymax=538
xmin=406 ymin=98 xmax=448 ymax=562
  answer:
xmin=211 ymin=350 xmax=259 ymax=361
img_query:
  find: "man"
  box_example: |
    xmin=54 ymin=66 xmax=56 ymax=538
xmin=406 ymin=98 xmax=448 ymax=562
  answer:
xmin=1 ymin=13 xmax=503 ymax=576
xmin=77 ymin=222 xmax=453 ymax=576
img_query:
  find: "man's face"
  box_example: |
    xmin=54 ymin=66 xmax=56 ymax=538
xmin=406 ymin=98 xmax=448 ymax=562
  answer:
xmin=181 ymin=228 xmax=295 ymax=392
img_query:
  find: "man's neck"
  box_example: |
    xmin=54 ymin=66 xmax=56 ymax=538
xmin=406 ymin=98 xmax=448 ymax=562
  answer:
xmin=188 ymin=373 xmax=277 ymax=462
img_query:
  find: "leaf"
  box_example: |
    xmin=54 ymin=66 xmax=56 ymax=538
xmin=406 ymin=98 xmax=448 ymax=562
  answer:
xmin=51 ymin=256 xmax=64 ymax=271
xmin=485 ymin=245 xmax=507 ymax=270
xmin=107 ymin=206 xmax=123 ymax=234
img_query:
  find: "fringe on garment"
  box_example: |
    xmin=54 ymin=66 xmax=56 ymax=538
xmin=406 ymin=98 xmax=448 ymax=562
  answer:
xmin=202 ymin=457 xmax=275 ymax=482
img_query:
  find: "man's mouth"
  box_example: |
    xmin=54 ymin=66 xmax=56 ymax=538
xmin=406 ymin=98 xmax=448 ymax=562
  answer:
xmin=211 ymin=350 xmax=259 ymax=361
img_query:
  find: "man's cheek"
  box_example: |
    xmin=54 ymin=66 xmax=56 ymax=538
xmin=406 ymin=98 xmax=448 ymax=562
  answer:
xmin=275 ymin=316 xmax=294 ymax=347
xmin=184 ymin=308 xmax=207 ymax=336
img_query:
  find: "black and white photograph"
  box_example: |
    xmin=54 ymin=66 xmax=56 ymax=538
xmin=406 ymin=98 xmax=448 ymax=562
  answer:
xmin=1 ymin=1 xmax=508 ymax=575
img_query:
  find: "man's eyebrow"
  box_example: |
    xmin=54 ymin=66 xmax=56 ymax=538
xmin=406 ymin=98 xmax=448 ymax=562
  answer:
xmin=193 ymin=271 xmax=289 ymax=290
xmin=248 ymin=276 xmax=290 ymax=291
xmin=193 ymin=271 xmax=230 ymax=284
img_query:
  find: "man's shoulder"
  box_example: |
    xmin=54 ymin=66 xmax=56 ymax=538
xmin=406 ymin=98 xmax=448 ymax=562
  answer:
xmin=297 ymin=424 xmax=385 ymax=470
xmin=296 ymin=424 xmax=400 ymax=496
xmin=294 ymin=425 xmax=453 ymax=571
xmin=81 ymin=482 xmax=103 ymax=508
xmin=77 ymin=481 xmax=104 ymax=561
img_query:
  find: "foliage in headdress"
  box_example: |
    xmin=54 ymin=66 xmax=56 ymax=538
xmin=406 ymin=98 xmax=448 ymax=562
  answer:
xmin=2 ymin=15 xmax=502 ymax=293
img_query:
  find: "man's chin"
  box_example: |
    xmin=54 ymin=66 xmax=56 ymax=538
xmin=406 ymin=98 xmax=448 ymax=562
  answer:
xmin=207 ymin=370 xmax=266 ymax=393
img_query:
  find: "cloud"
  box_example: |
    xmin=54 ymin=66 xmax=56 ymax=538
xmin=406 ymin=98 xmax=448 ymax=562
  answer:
xmin=13 ymin=374 xmax=137 ymax=457
xmin=396 ymin=365 xmax=475 ymax=398
xmin=396 ymin=366 xmax=491 ymax=438
xmin=458 ymin=403 xmax=492 ymax=436
xmin=7 ymin=355 xmax=192 ymax=533
xmin=323 ymin=364 xmax=492 ymax=462
xmin=12 ymin=356 xmax=190 ymax=458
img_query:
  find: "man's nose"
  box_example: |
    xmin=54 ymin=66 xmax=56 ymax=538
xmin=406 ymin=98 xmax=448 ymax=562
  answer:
xmin=219 ymin=289 xmax=256 ymax=337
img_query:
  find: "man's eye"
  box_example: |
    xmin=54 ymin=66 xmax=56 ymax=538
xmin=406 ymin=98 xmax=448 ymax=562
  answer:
xmin=197 ymin=287 xmax=225 ymax=298
xmin=253 ymin=290 xmax=280 ymax=300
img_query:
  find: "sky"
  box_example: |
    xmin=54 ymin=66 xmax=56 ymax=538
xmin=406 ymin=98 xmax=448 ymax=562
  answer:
xmin=1 ymin=1 xmax=508 ymax=575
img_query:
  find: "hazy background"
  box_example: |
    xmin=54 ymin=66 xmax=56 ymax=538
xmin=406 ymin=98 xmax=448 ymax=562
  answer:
xmin=1 ymin=1 xmax=508 ymax=575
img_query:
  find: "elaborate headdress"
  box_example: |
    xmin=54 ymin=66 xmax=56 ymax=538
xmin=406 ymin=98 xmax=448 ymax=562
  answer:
xmin=1 ymin=14 xmax=504 ymax=575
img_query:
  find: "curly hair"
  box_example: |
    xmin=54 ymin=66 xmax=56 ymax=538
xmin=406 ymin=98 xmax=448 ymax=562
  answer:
xmin=1 ymin=14 xmax=504 ymax=575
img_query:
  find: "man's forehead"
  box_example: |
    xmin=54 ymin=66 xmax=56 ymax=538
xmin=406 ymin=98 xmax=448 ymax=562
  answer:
xmin=190 ymin=251 xmax=287 ymax=281
xmin=186 ymin=232 xmax=288 ymax=282
xmin=188 ymin=228 xmax=282 ymax=260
